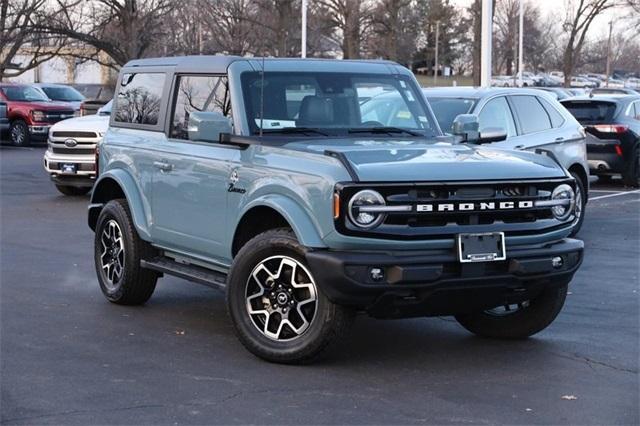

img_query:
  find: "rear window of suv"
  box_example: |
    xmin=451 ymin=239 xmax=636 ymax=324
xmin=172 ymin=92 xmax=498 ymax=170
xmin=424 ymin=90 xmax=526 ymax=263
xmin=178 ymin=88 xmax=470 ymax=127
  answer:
xmin=114 ymin=73 xmax=166 ymax=125
xmin=561 ymin=100 xmax=617 ymax=125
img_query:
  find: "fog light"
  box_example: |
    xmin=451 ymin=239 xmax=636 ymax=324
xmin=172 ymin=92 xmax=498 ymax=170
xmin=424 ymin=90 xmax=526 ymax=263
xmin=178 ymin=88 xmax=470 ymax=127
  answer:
xmin=369 ymin=267 xmax=384 ymax=282
xmin=552 ymin=256 xmax=563 ymax=268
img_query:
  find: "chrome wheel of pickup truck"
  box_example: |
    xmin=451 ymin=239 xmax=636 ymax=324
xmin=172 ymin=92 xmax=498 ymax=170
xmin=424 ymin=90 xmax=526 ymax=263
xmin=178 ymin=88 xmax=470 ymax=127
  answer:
xmin=9 ymin=120 xmax=30 ymax=146
xmin=227 ymin=228 xmax=353 ymax=364
xmin=246 ymin=255 xmax=318 ymax=341
xmin=100 ymin=220 xmax=125 ymax=289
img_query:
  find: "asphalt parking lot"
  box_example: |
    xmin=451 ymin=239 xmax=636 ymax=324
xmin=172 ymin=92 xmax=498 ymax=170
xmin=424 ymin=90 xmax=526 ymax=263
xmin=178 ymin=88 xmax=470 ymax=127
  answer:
xmin=1 ymin=145 xmax=638 ymax=425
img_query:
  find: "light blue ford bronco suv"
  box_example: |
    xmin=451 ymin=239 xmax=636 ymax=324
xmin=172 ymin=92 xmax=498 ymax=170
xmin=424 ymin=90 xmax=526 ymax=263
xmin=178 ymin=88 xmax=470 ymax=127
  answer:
xmin=89 ymin=56 xmax=583 ymax=363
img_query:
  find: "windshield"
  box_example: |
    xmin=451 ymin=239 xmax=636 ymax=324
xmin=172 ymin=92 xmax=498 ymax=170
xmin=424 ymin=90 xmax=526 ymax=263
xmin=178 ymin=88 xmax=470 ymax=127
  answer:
xmin=425 ymin=97 xmax=475 ymax=133
xmin=1 ymin=86 xmax=49 ymax=102
xmin=41 ymin=86 xmax=85 ymax=102
xmin=241 ymin=71 xmax=438 ymax=137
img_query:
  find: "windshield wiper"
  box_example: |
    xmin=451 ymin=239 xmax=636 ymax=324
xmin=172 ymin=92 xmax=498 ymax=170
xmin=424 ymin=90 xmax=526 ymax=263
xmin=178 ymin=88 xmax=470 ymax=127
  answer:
xmin=348 ymin=127 xmax=423 ymax=136
xmin=260 ymin=127 xmax=329 ymax=136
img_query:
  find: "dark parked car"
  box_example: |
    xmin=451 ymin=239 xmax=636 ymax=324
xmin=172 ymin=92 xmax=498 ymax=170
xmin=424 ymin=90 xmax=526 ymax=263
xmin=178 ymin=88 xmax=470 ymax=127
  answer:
xmin=561 ymin=95 xmax=640 ymax=187
xmin=424 ymin=87 xmax=590 ymax=234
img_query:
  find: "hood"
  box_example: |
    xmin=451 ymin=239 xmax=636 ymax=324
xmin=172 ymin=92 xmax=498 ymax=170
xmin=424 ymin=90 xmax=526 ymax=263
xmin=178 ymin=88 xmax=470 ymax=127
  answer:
xmin=7 ymin=100 xmax=75 ymax=111
xmin=285 ymin=138 xmax=565 ymax=182
xmin=50 ymin=114 xmax=110 ymax=132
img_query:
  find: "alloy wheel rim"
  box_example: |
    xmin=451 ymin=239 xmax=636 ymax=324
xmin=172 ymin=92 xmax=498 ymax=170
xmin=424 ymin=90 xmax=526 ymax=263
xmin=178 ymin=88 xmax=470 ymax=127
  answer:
xmin=245 ymin=255 xmax=318 ymax=341
xmin=100 ymin=220 xmax=125 ymax=290
xmin=11 ymin=124 xmax=25 ymax=145
xmin=574 ymin=184 xmax=582 ymax=221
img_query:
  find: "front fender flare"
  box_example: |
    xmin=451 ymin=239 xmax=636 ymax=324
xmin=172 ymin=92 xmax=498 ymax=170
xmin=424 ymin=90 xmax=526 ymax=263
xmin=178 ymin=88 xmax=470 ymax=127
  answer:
xmin=89 ymin=170 xmax=152 ymax=241
xmin=236 ymin=195 xmax=327 ymax=248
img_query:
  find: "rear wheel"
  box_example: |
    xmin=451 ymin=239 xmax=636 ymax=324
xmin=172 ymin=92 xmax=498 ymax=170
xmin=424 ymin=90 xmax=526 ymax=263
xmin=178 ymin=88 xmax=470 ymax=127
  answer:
xmin=94 ymin=199 xmax=158 ymax=305
xmin=55 ymin=185 xmax=91 ymax=196
xmin=10 ymin=120 xmax=30 ymax=146
xmin=622 ymin=143 xmax=640 ymax=188
xmin=226 ymin=228 xmax=354 ymax=364
xmin=455 ymin=283 xmax=568 ymax=339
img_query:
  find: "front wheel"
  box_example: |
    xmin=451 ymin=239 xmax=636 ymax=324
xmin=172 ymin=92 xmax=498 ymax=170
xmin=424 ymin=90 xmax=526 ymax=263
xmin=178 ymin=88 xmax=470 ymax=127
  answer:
xmin=10 ymin=120 xmax=30 ymax=146
xmin=455 ymin=283 xmax=568 ymax=339
xmin=94 ymin=199 xmax=158 ymax=305
xmin=226 ymin=228 xmax=354 ymax=364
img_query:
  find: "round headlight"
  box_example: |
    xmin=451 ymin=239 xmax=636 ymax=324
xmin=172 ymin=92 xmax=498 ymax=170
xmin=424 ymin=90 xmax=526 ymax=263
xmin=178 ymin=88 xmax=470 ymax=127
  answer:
xmin=348 ymin=189 xmax=386 ymax=229
xmin=550 ymin=184 xmax=575 ymax=220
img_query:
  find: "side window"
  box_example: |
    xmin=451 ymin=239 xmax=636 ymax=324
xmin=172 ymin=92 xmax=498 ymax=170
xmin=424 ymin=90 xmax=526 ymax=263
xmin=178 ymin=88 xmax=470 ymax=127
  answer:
xmin=171 ymin=75 xmax=232 ymax=140
xmin=478 ymin=96 xmax=516 ymax=137
xmin=628 ymin=101 xmax=640 ymax=120
xmin=634 ymin=102 xmax=640 ymax=120
xmin=510 ymin=95 xmax=552 ymax=134
xmin=538 ymin=97 xmax=565 ymax=128
xmin=114 ymin=73 xmax=165 ymax=125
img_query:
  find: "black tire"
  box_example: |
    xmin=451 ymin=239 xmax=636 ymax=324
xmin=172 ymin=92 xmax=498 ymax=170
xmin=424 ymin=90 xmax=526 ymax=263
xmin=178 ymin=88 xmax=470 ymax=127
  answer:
xmin=569 ymin=171 xmax=586 ymax=237
xmin=10 ymin=120 xmax=30 ymax=146
xmin=226 ymin=228 xmax=354 ymax=364
xmin=622 ymin=143 xmax=640 ymax=188
xmin=455 ymin=283 xmax=568 ymax=339
xmin=55 ymin=185 xmax=91 ymax=196
xmin=94 ymin=199 xmax=158 ymax=305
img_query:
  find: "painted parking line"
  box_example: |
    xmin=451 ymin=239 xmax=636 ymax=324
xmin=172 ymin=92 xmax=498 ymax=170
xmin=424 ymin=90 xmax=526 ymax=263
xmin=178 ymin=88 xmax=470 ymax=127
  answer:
xmin=590 ymin=189 xmax=624 ymax=193
xmin=590 ymin=190 xmax=640 ymax=201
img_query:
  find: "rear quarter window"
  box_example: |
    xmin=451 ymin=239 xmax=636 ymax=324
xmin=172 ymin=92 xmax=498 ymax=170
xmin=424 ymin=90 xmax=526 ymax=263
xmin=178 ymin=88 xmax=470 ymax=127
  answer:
xmin=538 ymin=97 xmax=565 ymax=128
xmin=509 ymin=95 xmax=551 ymax=134
xmin=114 ymin=73 xmax=166 ymax=125
xmin=560 ymin=100 xmax=617 ymax=125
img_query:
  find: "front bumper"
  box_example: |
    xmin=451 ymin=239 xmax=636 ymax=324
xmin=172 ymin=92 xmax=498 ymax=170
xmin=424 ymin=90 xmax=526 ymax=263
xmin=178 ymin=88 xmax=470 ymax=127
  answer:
xmin=43 ymin=151 xmax=95 ymax=187
xmin=29 ymin=125 xmax=50 ymax=137
xmin=306 ymin=238 xmax=583 ymax=318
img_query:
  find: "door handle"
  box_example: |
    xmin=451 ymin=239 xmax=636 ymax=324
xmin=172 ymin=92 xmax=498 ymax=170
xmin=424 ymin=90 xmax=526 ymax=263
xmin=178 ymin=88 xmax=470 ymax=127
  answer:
xmin=555 ymin=137 xmax=564 ymax=141
xmin=514 ymin=144 xmax=525 ymax=150
xmin=153 ymin=161 xmax=173 ymax=172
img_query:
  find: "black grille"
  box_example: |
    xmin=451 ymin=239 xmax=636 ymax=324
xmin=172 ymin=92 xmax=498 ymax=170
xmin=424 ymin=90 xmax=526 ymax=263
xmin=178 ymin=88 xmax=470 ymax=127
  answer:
xmin=48 ymin=162 xmax=95 ymax=172
xmin=51 ymin=131 xmax=98 ymax=138
xmin=52 ymin=147 xmax=95 ymax=155
xmin=335 ymin=178 xmax=575 ymax=240
xmin=43 ymin=111 xmax=75 ymax=124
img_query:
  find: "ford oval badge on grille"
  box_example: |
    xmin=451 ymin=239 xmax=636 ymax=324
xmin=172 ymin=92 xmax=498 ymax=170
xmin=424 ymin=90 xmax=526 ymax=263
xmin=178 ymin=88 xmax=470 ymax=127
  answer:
xmin=64 ymin=139 xmax=78 ymax=147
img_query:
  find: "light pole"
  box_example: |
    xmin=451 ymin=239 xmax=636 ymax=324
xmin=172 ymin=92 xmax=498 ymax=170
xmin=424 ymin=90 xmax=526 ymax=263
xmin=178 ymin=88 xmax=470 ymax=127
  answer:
xmin=301 ymin=0 xmax=308 ymax=58
xmin=518 ymin=0 xmax=523 ymax=87
xmin=480 ymin=0 xmax=493 ymax=87
xmin=605 ymin=20 xmax=613 ymax=87
xmin=433 ymin=20 xmax=440 ymax=86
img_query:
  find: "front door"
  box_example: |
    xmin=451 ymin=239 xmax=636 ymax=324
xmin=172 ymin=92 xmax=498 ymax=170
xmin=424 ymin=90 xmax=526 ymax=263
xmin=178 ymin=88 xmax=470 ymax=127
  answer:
xmin=150 ymin=74 xmax=237 ymax=263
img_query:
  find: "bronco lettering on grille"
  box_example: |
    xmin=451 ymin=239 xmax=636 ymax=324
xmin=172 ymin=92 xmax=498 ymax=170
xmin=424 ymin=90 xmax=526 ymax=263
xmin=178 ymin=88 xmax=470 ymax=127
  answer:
xmin=416 ymin=200 xmax=534 ymax=212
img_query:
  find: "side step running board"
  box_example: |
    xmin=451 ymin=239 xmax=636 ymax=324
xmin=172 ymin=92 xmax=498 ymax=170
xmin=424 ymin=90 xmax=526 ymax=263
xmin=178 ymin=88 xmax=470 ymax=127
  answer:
xmin=141 ymin=257 xmax=227 ymax=290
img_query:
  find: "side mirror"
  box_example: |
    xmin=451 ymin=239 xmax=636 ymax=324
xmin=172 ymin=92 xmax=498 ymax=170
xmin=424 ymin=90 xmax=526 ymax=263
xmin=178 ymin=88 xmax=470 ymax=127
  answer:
xmin=478 ymin=127 xmax=507 ymax=143
xmin=188 ymin=111 xmax=232 ymax=143
xmin=452 ymin=114 xmax=480 ymax=142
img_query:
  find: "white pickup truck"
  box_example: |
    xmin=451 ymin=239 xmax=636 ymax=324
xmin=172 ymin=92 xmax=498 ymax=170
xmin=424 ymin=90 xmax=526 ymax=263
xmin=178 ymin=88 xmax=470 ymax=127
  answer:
xmin=43 ymin=101 xmax=111 ymax=195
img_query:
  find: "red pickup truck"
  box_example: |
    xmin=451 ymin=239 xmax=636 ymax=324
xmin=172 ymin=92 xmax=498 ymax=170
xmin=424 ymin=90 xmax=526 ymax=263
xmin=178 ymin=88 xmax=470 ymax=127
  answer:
xmin=0 ymin=83 xmax=75 ymax=146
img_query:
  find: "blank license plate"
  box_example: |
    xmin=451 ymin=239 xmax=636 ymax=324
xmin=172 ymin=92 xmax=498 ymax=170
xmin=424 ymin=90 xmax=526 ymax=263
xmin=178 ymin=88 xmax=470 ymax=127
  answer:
xmin=61 ymin=163 xmax=77 ymax=174
xmin=457 ymin=232 xmax=506 ymax=263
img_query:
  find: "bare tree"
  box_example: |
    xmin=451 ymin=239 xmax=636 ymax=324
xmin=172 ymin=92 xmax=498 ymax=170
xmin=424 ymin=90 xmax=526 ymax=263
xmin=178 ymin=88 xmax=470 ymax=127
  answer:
xmin=317 ymin=0 xmax=373 ymax=59
xmin=0 ymin=0 xmax=63 ymax=80
xmin=38 ymin=0 xmax=175 ymax=68
xmin=561 ymin=0 xmax=615 ymax=86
